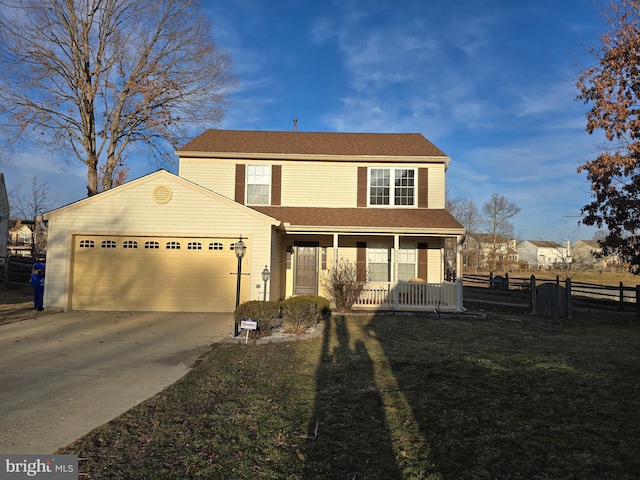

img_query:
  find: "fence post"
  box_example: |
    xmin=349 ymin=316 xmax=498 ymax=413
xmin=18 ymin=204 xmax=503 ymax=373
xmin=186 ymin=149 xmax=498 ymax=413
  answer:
xmin=566 ymin=278 xmax=572 ymax=320
xmin=620 ymin=282 xmax=625 ymax=311
xmin=530 ymin=274 xmax=537 ymax=315
xmin=636 ymin=285 xmax=640 ymax=318
xmin=505 ymin=272 xmax=510 ymax=290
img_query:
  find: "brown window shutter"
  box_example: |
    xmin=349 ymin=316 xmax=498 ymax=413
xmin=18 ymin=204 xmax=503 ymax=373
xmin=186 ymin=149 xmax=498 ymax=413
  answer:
xmin=357 ymin=167 xmax=367 ymax=207
xmin=271 ymin=165 xmax=282 ymax=206
xmin=418 ymin=242 xmax=428 ymax=280
xmin=235 ymin=164 xmax=246 ymax=204
xmin=418 ymin=168 xmax=428 ymax=208
xmin=356 ymin=241 xmax=367 ymax=281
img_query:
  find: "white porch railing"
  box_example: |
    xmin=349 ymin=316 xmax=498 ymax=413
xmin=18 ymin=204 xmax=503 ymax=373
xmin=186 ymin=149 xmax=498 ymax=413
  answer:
xmin=354 ymin=280 xmax=463 ymax=312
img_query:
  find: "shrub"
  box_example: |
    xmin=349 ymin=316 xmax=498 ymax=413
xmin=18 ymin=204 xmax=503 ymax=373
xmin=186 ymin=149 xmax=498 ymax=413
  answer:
xmin=294 ymin=294 xmax=331 ymax=319
xmin=234 ymin=300 xmax=281 ymax=337
xmin=281 ymin=296 xmax=319 ymax=334
xmin=321 ymin=258 xmax=367 ymax=312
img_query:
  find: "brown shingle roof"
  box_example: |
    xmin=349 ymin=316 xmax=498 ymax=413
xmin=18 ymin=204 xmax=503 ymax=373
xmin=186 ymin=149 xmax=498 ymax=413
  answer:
xmin=251 ymin=206 xmax=464 ymax=231
xmin=177 ymin=130 xmax=447 ymax=157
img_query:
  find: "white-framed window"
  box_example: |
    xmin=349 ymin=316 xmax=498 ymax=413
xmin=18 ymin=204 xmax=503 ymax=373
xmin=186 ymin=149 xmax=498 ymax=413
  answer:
xmin=369 ymin=168 xmax=415 ymax=206
xmin=368 ymin=244 xmax=391 ymax=282
xmin=397 ymin=244 xmax=417 ymax=281
xmin=246 ymin=164 xmax=270 ymax=205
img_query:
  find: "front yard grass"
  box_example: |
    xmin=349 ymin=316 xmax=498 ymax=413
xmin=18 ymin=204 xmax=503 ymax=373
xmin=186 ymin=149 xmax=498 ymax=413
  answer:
xmin=60 ymin=309 xmax=640 ymax=479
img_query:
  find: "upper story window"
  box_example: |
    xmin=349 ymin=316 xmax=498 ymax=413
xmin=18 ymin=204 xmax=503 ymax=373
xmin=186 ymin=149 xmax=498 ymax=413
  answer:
xmin=369 ymin=168 xmax=415 ymax=206
xmin=246 ymin=165 xmax=270 ymax=205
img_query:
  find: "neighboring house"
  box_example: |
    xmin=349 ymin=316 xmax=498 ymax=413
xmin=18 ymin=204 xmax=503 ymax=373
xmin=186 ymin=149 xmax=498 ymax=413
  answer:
xmin=572 ymin=239 xmax=621 ymax=269
xmin=517 ymin=240 xmax=571 ymax=268
xmin=42 ymin=130 xmax=465 ymax=313
xmin=8 ymin=220 xmax=33 ymax=257
xmin=0 ymin=173 xmax=7 ymax=264
xmin=464 ymin=233 xmax=518 ymax=269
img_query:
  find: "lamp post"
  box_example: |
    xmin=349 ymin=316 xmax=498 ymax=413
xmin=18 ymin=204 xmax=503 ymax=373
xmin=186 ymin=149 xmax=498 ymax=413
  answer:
xmin=261 ymin=265 xmax=270 ymax=301
xmin=234 ymin=236 xmax=246 ymax=336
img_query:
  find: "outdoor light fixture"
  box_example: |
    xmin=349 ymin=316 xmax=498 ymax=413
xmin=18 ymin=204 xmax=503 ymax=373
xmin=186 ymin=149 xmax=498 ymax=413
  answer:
xmin=261 ymin=265 xmax=270 ymax=301
xmin=234 ymin=236 xmax=246 ymax=336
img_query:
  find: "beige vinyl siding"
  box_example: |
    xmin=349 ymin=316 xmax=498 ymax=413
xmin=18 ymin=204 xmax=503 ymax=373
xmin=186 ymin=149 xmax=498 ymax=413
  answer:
xmin=428 ymin=165 xmax=445 ymax=209
xmin=179 ymin=159 xmax=236 ymax=198
xmin=43 ymin=172 xmax=276 ymax=311
xmin=179 ymin=158 xmax=447 ymax=210
xmin=281 ymin=163 xmax=357 ymax=207
xmin=426 ymin=246 xmax=443 ymax=283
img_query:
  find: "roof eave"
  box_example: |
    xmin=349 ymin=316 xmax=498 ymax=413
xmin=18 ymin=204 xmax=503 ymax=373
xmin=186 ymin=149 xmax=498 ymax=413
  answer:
xmin=282 ymin=225 xmax=466 ymax=235
xmin=176 ymin=151 xmax=450 ymax=164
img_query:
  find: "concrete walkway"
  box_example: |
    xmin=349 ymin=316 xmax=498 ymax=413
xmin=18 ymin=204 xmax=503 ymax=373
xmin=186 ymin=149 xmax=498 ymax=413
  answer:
xmin=0 ymin=310 xmax=233 ymax=454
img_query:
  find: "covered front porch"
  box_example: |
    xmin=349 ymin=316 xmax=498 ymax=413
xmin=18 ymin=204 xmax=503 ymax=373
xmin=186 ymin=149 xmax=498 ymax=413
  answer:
xmin=278 ymin=231 xmax=465 ymax=313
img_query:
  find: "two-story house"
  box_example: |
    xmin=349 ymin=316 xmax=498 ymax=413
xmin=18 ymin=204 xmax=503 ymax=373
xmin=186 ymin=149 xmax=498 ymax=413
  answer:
xmin=572 ymin=239 xmax=622 ymax=269
xmin=464 ymin=233 xmax=519 ymax=270
xmin=8 ymin=219 xmax=33 ymax=257
xmin=42 ymin=130 xmax=465 ymax=313
xmin=517 ymin=240 xmax=571 ymax=269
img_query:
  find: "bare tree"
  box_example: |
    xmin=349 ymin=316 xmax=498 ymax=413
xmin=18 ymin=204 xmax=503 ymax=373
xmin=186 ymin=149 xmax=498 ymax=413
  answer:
xmin=482 ymin=193 xmax=521 ymax=269
xmin=0 ymin=0 xmax=236 ymax=196
xmin=9 ymin=176 xmax=54 ymax=259
xmin=446 ymin=196 xmax=481 ymax=269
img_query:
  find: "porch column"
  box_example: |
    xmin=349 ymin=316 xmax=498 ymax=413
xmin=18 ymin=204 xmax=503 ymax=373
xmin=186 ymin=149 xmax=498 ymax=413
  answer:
xmin=456 ymin=234 xmax=464 ymax=280
xmin=333 ymin=233 xmax=339 ymax=265
xmin=393 ymin=234 xmax=400 ymax=282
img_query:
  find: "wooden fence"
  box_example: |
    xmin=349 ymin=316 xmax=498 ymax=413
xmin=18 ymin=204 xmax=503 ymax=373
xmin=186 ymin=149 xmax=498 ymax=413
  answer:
xmin=464 ymin=272 xmax=640 ymax=318
xmin=1 ymin=257 xmax=36 ymax=286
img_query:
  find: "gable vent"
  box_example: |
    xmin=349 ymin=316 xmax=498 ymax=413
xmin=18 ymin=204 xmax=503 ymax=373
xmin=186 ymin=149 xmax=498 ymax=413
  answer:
xmin=152 ymin=185 xmax=172 ymax=204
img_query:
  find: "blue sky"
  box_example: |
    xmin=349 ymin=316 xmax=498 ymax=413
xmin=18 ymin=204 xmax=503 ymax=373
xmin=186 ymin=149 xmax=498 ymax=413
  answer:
xmin=2 ymin=0 xmax=610 ymax=241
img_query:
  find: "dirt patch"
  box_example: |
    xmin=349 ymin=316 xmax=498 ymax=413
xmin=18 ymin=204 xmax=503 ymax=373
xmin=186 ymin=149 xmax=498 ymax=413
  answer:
xmin=0 ymin=285 xmax=48 ymax=325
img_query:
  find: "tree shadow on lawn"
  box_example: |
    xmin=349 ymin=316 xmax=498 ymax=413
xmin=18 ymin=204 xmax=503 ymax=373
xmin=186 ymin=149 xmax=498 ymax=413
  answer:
xmin=366 ymin=313 xmax=640 ymax=479
xmin=303 ymin=315 xmax=403 ymax=479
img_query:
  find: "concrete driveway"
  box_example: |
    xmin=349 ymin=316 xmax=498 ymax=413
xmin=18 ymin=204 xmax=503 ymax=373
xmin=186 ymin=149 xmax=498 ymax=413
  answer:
xmin=0 ymin=310 xmax=233 ymax=454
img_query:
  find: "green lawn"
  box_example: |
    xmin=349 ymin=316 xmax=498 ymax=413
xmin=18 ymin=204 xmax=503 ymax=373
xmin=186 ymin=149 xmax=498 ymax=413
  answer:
xmin=61 ymin=310 xmax=640 ymax=479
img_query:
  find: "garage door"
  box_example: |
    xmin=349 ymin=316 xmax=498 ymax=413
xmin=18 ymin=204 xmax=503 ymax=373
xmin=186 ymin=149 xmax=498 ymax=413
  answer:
xmin=71 ymin=235 xmax=247 ymax=312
